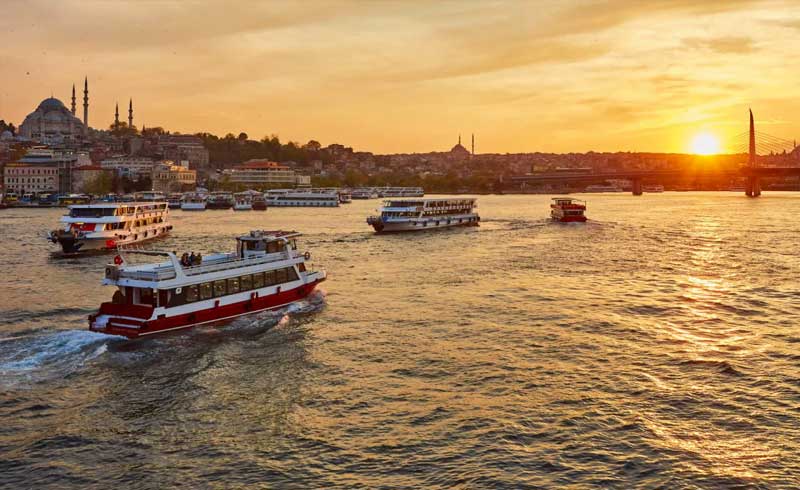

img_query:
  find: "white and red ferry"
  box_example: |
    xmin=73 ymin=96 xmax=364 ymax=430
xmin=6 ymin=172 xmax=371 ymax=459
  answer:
xmin=89 ymin=230 xmax=326 ymax=339
xmin=48 ymin=201 xmax=172 ymax=253
xmin=550 ymin=197 xmax=587 ymax=222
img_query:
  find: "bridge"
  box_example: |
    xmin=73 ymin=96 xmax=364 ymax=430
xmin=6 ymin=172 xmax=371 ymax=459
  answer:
xmin=508 ymin=110 xmax=800 ymax=197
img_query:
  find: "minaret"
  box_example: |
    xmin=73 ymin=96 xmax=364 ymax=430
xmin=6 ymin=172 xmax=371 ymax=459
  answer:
xmin=83 ymin=77 xmax=89 ymax=132
xmin=458 ymin=134 xmax=461 ymax=146
xmin=749 ymin=109 xmax=756 ymax=167
xmin=128 ymin=98 xmax=133 ymax=128
xmin=471 ymin=133 xmax=475 ymax=155
xmin=71 ymin=84 xmax=76 ymax=115
xmin=114 ymin=103 xmax=120 ymax=130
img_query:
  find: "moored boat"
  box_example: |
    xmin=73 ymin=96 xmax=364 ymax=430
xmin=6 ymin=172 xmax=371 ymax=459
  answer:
xmin=167 ymin=193 xmax=183 ymax=209
xmin=47 ymin=201 xmax=172 ymax=253
xmin=252 ymin=194 xmax=268 ymax=211
xmin=367 ymin=198 xmax=479 ymax=232
xmin=233 ymin=192 xmax=253 ymax=211
xmin=550 ymin=197 xmax=587 ymax=222
xmin=181 ymin=193 xmax=207 ymax=211
xmin=89 ymin=230 xmax=326 ymax=338
xmin=207 ymin=191 xmax=234 ymax=210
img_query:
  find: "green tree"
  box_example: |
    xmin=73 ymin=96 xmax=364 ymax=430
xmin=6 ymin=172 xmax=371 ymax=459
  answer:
xmin=83 ymin=172 xmax=113 ymax=195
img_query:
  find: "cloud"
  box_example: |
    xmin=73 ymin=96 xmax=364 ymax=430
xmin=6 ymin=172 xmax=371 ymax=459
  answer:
xmin=683 ymin=36 xmax=757 ymax=54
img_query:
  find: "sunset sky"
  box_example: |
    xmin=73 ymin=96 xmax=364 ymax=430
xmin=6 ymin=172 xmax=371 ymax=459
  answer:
xmin=1 ymin=0 xmax=799 ymax=154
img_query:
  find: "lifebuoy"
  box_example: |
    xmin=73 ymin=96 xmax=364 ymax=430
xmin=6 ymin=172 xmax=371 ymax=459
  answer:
xmin=113 ymin=255 xmax=123 ymax=265
xmin=304 ymin=251 xmax=311 ymax=260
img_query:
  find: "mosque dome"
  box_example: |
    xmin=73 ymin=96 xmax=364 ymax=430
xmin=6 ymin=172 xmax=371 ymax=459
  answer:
xmin=19 ymin=96 xmax=86 ymax=144
xmin=37 ymin=97 xmax=68 ymax=113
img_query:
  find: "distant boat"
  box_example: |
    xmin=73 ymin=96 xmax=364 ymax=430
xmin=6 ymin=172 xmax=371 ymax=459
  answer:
xmin=643 ymin=185 xmax=664 ymax=193
xmin=550 ymin=197 xmax=587 ymax=222
xmin=584 ymin=184 xmax=623 ymax=193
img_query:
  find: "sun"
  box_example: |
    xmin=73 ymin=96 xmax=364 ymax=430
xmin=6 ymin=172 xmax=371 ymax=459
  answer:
xmin=690 ymin=132 xmax=721 ymax=155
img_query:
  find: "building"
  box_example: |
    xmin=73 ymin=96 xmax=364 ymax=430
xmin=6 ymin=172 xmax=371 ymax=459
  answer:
xmin=18 ymin=98 xmax=87 ymax=145
xmin=157 ymin=135 xmax=209 ymax=170
xmin=100 ymin=156 xmax=156 ymax=179
xmin=11 ymin=148 xmax=91 ymax=194
xmin=223 ymin=160 xmax=310 ymax=188
xmin=72 ymin=165 xmax=108 ymax=194
xmin=3 ymin=163 xmax=59 ymax=195
xmin=151 ymin=162 xmax=197 ymax=192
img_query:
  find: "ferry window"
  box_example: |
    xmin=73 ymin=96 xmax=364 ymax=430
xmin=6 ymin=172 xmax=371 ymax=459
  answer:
xmin=287 ymin=267 xmax=299 ymax=282
xmin=267 ymin=242 xmax=279 ymax=253
xmin=252 ymin=272 xmax=264 ymax=289
xmin=214 ymin=280 xmax=227 ymax=297
xmin=276 ymin=268 xmax=288 ymax=284
xmin=228 ymin=277 xmax=240 ymax=294
xmin=185 ymin=285 xmax=199 ymax=303
xmin=200 ymin=282 xmax=213 ymax=300
xmin=240 ymin=274 xmax=252 ymax=290
xmin=298 ymin=263 xmax=306 ymax=272
xmin=159 ymin=290 xmax=169 ymax=307
xmin=264 ymin=270 xmax=276 ymax=286
xmin=140 ymin=288 xmax=154 ymax=306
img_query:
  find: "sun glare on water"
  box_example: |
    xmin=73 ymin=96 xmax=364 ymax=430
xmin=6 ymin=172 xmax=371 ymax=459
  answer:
xmin=690 ymin=132 xmax=721 ymax=155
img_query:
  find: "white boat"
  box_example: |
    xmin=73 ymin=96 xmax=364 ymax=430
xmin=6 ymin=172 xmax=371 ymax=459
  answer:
xmin=378 ymin=187 xmax=425 ymax=198
xmin=367 ymin=198 xmax=479 ymax=232
xmin=643 ymin=185 xmax=664 ymax=193
xmin=89 ymin=230 xmax=326 ymax=339
xmin=181 ymin=193 xmax=207 ymax=211
xmin=265 ymin=189 xmax=339 ymax=207
xmin=233 ymin=192 xmax=253 ymax=211
xmin=584 ymin=184 xmax=624 ymax=193
xmin=135 ymin=191 xmax=167 ymax=202
xmin=48 ymin=202 xmax=172 ymax=253
xmin=351 ymin=188 xmax=377 ymax=199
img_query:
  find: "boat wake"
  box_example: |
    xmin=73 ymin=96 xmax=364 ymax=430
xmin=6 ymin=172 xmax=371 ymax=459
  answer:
xmin=0 ymin=330 xmax=122 ymax=385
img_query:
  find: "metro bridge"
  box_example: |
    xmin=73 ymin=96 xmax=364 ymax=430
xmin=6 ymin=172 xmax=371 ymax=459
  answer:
xmin=509 ymin=111 xmax=800 ymax=197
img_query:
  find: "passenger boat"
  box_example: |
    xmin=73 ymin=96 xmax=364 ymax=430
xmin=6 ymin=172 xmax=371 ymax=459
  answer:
xmin=135 ymin=191 xmax=167 ymax=202
xmin=265 ymin=189 xmax=339 ymax=207
xmin=252 ymin=194 xmax=268 ymax=211
xmin=584 ymin=184 xmax=623 ymax=193
xmin=351 ymin=188 xmax=377 ymax=199
xmin=367 ymin=198 xmax=479 ymax=232
xmin=550 ymin=197 xmax=587 ymax=222
xmin=47 ymin=201 xmax=172 ymax=253
xmin=167 ymin=193 xmax=183 ymax=209
xmin=89 ymin=230 xmax=326 ymax=339
xmin=181 ymin=193 xmax=207 ymax=211
xmin=377 ymin=186 xmax=425 ymax=198
xmin=233 ymin=192 xmax=253 ymax=211
xmin=207 ymin=191 xmax=234 ymax=210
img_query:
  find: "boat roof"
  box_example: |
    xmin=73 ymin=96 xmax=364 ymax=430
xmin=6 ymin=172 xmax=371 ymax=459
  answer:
xmin=238 ymin=230 xmax=301 ymax=241
xmin=69 ymin=201 xmax=168 ymax=208
xmin=384 ymin=197 xmax=475 ymax=203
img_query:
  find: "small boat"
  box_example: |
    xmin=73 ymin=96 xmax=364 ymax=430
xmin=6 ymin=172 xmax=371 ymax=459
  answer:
xmin=233 ymin=192 xmax=253 ymax=211
xmin=181 ymin=193 xmax=207 ymax=211
xmin=167 ymin=193 xmax=183 ymax=209
xmin=47 ymin=201 xmax=172 ymax=253
xmin=367 ymin=198 xmax=479 ymax=232
xmin=265 ymin=189 xmax=339 ymax=207
xmin=89 ymin=230 xmax=326 ymax=339
xmin=207 ymin=191 xmax=234 ymax=210
xmin=550 ymin=197 xmax=587 ymax=222
xmin=252 ymin=194 xmax=268 ymax=211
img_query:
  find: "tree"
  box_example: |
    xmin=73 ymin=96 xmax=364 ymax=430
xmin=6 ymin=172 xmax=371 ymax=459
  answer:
xmin=83 ymin=172 xmax=113 ymax=195
xmin=238 ymin=132 xmax=248 ymax=142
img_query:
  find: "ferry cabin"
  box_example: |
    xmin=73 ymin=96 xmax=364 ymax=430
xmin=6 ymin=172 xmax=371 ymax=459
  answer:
xmin=367 ymin=198 xmax=479 ymax=232
xmin=91 ymin=231 xmax=325 ymax=338
xmin=265 ymin=190 xmax=339 ymax=207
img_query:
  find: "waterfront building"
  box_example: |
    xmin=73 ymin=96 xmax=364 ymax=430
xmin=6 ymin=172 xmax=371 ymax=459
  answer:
xmin=100 ymin=156 xmax=156 ymax=179
xmin=5 ymin=148 xmax=91 ymax=194
xmin=151 ymin=162 xmax=197 ymax=192
xmin=224 ymin=160 xmax=310 ymax=188
xmin=3 ymin=163 xmax=59 ymax=194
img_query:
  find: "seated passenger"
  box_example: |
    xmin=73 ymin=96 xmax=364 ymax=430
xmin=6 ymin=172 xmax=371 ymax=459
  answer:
xmin=180 ymin=253 xmax=190 ymax=266
xmin=194 ymin=253 xmax=202 ymax=265
xmin=189 ymin=252 xmax=196 ymax=265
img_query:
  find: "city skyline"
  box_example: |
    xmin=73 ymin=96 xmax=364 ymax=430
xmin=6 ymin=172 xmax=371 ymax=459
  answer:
xmin=2 ymin=1 xmax=800 ymax=154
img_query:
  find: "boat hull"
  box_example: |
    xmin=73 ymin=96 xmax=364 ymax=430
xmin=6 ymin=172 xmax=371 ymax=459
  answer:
xmin=90 ymin=278 xmax=324 ymax=339
xmin=368 ymin=215 xmax=479 ymax=232
xmin=51 ymin=226 xmax=172 ymax=253
xmin=181 ymin=203 xmax=206 ymax=211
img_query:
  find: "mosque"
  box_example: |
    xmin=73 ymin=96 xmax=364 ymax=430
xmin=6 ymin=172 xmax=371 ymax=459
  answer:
xmin=19 ymin=78 xmax=91 ymax=145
